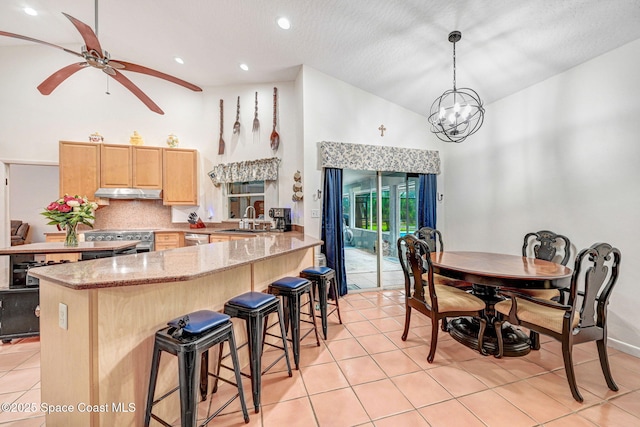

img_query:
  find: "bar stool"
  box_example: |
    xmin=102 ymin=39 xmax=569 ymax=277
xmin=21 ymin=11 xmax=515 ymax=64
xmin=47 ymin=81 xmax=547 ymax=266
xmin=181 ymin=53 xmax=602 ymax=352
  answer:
xmin=268 ymin=276 xmax=320 ymax=369
xmin=300 ymin=266 xmax=343 ymax=340
xmin=144 ymin=310 xmax=249 ymax=427
xmin=218 ymin=292 xmax=292 ymax=413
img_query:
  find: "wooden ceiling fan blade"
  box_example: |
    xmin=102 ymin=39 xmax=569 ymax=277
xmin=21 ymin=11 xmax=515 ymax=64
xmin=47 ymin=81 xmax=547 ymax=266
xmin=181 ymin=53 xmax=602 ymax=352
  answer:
xmin=62 ymin=12 xmax=103 ymax=57
xmin=37 ymin=62 xmax=89 ymax=95
xmin=111 ymin=70 xmax=164 ymax=115
xmin=0 ymin=30 xmax=83 ymax=58
xmin=112 ymin=60 xmax=202 ymax=92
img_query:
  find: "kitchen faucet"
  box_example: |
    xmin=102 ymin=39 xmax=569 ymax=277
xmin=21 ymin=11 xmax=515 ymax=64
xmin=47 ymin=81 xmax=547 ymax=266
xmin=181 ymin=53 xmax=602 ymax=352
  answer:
xmin=244 ymin=206 xmax=256 ymax=229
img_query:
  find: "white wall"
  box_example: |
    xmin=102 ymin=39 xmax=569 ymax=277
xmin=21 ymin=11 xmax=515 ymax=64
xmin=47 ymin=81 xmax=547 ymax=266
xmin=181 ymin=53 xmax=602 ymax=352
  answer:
xmin=9 ymin=164 xmax=60 ymax=243
xmin=0 ymin=45 xmax=300 ymax=227
xmin=442 ymin=39 xmax=640 ymax=356
xmin=299 ymin=66 xmax=444 ymax=238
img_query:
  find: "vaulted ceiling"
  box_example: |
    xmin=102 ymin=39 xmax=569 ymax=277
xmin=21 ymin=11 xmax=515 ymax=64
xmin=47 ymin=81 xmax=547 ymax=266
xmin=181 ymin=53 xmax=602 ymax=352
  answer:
xmin=1 ymin=0 xmax=640 ymax=117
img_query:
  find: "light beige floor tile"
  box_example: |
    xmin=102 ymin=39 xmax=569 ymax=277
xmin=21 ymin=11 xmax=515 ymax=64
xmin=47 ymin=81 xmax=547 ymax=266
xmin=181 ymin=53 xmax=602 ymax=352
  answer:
xmin=458 ymin=389 xmax=537 ymax=427
xmin=373 ymin=410 xmax=429 ymax=427
xmin=391 ymin=370 xmax=453 ymax=408
xmin=494 ymin=379 xmax=573 ymax=423
xmin=356 ymin=334 xmax=397 ymax=354
xmin=418 ymin=399 xmax=485 ymax=427
xmin=300 ymin=362 xmax=349 ymax=395
xmin=427 ymin=364 xmax=488 ymax=397
xmin=260 ymin=397 xmax=316 ymax=427
xmin=309 ymin=387 xmax=370 ymax=427
xmin=578 ymin=400 xmax=640 ymax=426
xmin=371 ymin=349 xmax=422 ymax=377
xmin=337 ymin=356 xmax=387 ymax=386
xmin=326 ymin=337 xmax=368 ymax=361
xmin=352 ymin=378 xmax=414 ymax=420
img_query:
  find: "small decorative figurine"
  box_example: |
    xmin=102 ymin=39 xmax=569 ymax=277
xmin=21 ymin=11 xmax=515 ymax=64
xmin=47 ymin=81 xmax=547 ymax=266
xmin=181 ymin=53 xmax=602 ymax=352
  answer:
xmin=129 ymin=131 xmax=144 ymax=146
xmin=89 ymin=132 xmax=103 ymax=143
xmin=166 ymin=133 xmax=179 ymax=148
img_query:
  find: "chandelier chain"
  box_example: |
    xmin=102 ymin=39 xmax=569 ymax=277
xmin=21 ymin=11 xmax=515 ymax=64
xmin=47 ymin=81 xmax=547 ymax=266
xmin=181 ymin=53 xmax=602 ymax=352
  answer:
xmin=452 ymin=41 xmax=456 ymax=91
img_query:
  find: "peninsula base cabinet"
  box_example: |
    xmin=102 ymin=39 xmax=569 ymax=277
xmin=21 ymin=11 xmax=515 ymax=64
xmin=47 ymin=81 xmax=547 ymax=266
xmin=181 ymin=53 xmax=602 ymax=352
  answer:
xmin=39 ymin=244 xmax=315 ymax=426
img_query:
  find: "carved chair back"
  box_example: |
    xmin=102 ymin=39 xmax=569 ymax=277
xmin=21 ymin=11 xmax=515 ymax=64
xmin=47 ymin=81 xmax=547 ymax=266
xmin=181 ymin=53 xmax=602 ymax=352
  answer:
xmin=398 ymin=234 xmax=436 ymax=312
xmin=415 ymin=227 xmax=444 ymax=253
xmin=570 ymin=242 xmax=621 ymax=331
xmin=522 ymin=230 xmax=571 ymax=266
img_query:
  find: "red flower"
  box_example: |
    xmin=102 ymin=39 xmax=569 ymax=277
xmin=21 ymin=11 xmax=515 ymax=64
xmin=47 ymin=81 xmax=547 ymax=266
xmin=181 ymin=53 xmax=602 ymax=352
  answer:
xmin=46 ymin=202 xmax=60 ymax=211
xmin=58 ymin=204 xmax=72 ymax=213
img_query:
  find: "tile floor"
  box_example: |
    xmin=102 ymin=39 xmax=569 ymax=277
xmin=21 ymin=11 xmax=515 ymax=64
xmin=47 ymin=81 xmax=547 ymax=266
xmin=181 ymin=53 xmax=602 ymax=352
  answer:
xmin=1 ymin=289 xmax=640 ymax=426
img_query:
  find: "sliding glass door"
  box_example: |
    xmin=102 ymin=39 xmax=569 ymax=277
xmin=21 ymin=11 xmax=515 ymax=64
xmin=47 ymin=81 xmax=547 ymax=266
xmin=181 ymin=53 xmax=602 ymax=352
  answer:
xmin=342 ymin=170 xmax=418 ymax=290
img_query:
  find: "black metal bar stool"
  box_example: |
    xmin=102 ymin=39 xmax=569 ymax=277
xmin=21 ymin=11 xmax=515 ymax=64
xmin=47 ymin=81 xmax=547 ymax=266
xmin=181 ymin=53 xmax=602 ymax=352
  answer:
xmin=300 ymin=266 xmax=343 ymax=340
xmin=144 ymin=310 xmax=249 ymax=427
xmin=218 ymin=291 xmax=292 ymax=414
xmin=268 ymin=276 xmax=320 ymax=369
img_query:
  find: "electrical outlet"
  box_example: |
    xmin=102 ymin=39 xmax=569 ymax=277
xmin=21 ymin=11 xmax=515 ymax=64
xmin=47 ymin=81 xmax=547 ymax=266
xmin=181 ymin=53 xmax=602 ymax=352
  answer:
xmin=59 ymin=303 xmax=68 ymax=330
xmin=311 ymin=209 xmax=320 ymax=218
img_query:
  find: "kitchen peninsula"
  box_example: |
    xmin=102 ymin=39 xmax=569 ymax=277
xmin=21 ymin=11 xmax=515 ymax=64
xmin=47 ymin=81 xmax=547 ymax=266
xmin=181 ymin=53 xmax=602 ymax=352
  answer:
xmin=29 ymin=232 xmax=321 ymax=426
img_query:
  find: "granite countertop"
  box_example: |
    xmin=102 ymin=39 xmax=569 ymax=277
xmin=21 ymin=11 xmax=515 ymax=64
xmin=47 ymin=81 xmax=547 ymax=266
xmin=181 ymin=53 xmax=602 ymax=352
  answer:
xmin=29 ymin=233 xmax=322 ymax=290
xmin=0 ymin=241 xmax=138 ymax=255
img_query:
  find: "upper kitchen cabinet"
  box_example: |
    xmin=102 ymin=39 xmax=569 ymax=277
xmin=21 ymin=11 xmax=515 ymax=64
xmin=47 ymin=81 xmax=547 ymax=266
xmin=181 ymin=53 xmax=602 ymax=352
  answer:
xmin=132 ymin=146 xmax=163 ymax=189
xmin=100 ymin=144 xmax=132 ymax=187
xmin=59 ymin=141 xmax=100 ymax=201
xmin=163 ymin=148 xmax=198 ymax=205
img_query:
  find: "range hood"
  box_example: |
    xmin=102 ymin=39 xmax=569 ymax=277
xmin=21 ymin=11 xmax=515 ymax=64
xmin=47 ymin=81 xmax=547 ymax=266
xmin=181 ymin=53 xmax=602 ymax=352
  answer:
xmin=94 ymin=188 xmax=163 ymax=200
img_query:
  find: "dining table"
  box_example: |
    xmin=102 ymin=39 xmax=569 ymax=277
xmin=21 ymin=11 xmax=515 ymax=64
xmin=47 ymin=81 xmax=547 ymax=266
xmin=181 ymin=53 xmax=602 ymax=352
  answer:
xmin=429 ymin=251 xmax=573 ymax=357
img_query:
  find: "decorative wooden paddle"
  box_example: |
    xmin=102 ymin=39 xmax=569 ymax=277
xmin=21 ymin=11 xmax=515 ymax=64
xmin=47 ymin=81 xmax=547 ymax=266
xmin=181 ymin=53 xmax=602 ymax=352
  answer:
xmin=218 ymin=99 xmax=225 ymax=155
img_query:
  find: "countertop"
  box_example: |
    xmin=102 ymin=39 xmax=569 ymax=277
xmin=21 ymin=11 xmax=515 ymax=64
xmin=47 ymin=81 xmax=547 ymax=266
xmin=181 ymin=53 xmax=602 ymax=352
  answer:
xmin=29 ymin=232 xmax=322 ymax=290
xmin=0 ymin=241 xmax=138 ymax=255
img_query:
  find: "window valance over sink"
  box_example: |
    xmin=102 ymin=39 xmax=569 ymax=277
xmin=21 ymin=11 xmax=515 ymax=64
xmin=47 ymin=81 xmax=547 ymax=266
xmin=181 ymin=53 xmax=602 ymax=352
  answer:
xmin=319 ymin=141 xmax=440 ymax=174
xmin=208 ymin=157 xmax=281 ymax=185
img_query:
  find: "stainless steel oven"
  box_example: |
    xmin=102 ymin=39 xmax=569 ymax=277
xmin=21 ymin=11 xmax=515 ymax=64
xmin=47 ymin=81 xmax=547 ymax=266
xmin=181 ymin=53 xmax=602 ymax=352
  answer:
xmin=84 ymin=229 xmax=155 ymax=252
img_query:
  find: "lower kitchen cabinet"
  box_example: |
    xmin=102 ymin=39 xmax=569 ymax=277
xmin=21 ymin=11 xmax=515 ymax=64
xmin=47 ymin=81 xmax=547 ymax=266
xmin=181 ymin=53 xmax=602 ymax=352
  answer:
xmin=154 ymin=232 xmax=184 ymax=251
xmin=44 ymin=233 xmax=80 ymax=262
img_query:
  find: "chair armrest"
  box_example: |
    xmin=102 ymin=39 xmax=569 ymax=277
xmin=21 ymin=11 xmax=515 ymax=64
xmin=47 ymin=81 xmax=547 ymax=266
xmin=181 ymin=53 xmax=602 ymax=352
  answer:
xmin=498 ymin=289 xmax=572 ymax=311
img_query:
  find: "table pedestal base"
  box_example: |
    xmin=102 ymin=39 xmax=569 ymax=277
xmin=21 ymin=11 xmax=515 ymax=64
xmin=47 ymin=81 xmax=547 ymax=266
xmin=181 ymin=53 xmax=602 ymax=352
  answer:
xmin=448 ymin=317 xmax=531 ymax=357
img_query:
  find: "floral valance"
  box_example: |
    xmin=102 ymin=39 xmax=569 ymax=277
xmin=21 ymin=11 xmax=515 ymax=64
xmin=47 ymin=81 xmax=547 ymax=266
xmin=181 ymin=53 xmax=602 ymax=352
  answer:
xmin=208 ymin=157 xmax=281 ymax=185
xmin=319 ymin=141 xmax=440 ymax=174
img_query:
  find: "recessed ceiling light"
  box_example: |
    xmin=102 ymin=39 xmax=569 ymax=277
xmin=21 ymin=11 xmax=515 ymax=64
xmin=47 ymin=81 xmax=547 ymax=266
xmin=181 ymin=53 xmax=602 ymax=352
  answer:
xmin=277 ymin=17 xmax=291 ymax=30
xmin=23 ymin=7 xmax=38 ymax=16
xmin=174 ymin=57 xmax=184 ymax=65
xmin=240 ymin=63 xmax=249 ymax=71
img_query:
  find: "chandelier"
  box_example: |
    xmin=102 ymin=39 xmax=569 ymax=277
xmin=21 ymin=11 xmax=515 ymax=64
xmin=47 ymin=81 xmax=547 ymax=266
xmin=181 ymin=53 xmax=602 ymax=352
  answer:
xmin=429 ymin=31 xmax=485 ymax=143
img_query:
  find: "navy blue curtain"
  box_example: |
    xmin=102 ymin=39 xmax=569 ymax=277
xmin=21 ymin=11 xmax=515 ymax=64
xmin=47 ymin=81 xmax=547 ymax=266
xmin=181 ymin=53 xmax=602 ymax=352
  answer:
xmin=418 ymin=174 xmax=437 ymax=229
xmin=321 ymin=168 xmax=348 ymax=297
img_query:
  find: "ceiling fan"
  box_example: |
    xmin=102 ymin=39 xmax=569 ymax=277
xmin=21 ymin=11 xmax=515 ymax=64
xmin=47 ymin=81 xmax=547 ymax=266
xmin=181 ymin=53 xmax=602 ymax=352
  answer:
xmin=0 ymin=7 xmax=202 ymax=115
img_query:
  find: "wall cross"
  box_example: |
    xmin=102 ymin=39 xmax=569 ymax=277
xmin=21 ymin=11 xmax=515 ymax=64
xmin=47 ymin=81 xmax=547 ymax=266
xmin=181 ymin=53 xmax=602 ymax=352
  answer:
xmin=378 ymin=124 xmax=386 ymax=137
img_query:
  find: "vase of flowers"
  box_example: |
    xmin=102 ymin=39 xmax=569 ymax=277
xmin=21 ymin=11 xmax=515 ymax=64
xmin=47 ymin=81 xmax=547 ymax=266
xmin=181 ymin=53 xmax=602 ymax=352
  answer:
xmin=41 ymin=195 xmax=98 ymax=247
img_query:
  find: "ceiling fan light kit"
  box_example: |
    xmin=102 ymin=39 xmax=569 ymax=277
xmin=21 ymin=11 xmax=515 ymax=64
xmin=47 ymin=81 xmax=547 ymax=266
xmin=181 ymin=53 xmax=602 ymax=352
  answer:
xmin=429 ymin=30 xmax=485 ymax=143
xmin=0 ymin=8 xmax=202 ymax=115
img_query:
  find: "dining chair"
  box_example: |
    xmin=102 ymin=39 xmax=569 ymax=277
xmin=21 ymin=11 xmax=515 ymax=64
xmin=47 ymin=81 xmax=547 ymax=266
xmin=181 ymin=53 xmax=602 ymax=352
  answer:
xmin=519 ymin=230 xmax=572 ymax=349
xmin=398 ymin=234 xmax=486 ymax=363
xmin=494 ymin=242 xmax=621 ymax=402
xmin=414 ymin=227 xmax=472 ymax=290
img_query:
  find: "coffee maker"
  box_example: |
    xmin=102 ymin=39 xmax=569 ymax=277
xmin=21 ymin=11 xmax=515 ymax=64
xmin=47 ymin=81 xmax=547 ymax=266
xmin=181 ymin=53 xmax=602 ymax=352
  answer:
xmin=268 ymin=207 xmax=292 ymax=232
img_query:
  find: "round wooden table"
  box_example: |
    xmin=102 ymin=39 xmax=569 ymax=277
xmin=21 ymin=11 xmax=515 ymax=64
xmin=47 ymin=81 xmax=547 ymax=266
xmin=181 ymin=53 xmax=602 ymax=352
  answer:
xmin=429 ymin=251 xmax=572 ymax=357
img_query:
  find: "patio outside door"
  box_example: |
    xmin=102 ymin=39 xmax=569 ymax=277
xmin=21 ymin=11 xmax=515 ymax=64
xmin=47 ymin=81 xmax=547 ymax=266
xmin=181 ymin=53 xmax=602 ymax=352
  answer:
xmin=343 ymin=170 xmax=418 ymax=290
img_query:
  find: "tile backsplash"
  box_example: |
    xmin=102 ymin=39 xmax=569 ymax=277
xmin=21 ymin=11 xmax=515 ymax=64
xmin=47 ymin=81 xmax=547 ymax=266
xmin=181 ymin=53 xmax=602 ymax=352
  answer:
xmin=93 ymin=200 xmax=174 ymax=229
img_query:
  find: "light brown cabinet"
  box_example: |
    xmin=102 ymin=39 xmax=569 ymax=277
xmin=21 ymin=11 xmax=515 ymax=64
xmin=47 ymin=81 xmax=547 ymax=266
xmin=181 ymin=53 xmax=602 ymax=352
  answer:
xmin=59 ymin=141 xmax=100 ymax=201
xmin=154 ymin=231 xmax=184 ymax=251
xmin=100 ymin=144 xmax=132 ymax=187
xmin=163 ymin=148 xmax=198 ymax=205
xmin=60 ymin=142 xmax=195 ymax=206
xmin=133 ymin=146 xmax=163 ymax=189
